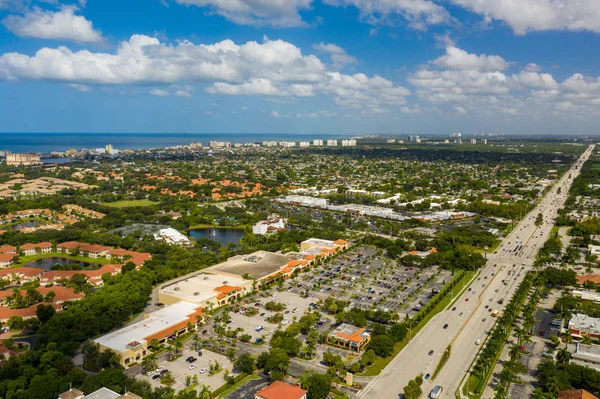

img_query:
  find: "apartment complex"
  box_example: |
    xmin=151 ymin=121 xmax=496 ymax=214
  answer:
xmin=6 ymin=153 xmax=41 ymax=166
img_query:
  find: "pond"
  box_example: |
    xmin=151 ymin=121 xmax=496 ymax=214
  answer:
xmin=188 ymin=228 xmax=244 ymax=246
xmin=3 ymin=220 xmax=43 ymax=230
xmin=23 ymin=257 xmax=99 ymax=271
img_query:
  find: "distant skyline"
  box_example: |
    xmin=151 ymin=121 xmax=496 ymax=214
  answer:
xmin=1 ymin=1 xmax=600 ymax=134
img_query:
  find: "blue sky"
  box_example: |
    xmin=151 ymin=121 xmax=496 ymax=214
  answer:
xmin=1 ymin=0 xmax=600 ymax=135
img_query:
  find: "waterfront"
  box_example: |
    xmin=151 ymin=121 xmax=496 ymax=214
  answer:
xmin=23 ymin=257 xmax=99 ymax=271
xmin=189 ymin=227 xmax=244 ymax=246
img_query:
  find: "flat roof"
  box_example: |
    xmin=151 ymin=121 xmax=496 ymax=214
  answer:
xmin=94 ymin=301 xmax=200 ymax=353
xmin=206 ymin=250 xmax=290 ymax=279
xmin=160 ymin=272 xmax=248 ymax=304
xmin=570 ymin=313 xmax=600 ymax=335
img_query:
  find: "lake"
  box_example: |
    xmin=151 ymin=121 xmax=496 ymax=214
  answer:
xmin=24 ymin=257 xmax=99 ymax=271
xmin=3 ymin=220 xmax=43 ymax=230
xmin=189 ymin=228 xmax=244 ymax=246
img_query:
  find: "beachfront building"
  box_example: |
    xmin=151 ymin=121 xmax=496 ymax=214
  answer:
xmin=94 ymin=301 xmax=204 ymax=366
xmin=326 ymin=323 xmax=371 ymax=352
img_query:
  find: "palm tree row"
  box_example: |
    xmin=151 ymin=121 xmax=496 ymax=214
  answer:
xmin=468 ymin=273 xmax=535 ymax=395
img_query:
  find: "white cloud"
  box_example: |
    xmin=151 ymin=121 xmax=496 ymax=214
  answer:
xmin=174 ymin=0 xmax=312 ymax=27
xmin=67 ymin=83 xmax=90 ymax=92
xmin=401 ymin=105 xmax=422 ymax=114
xmin=451 ymin=0 xmax=600 ymax=34
xmin=454 ymin=105 xmax=467 ymax=115
xmin=322 ymin=0 xmax=450 ymax=30
xmin=510 ymin=71 xmax=558 ymax=89
xmin=0 ymin=35 xmax=325 ymax=85
xmin=150 ymin=88 xmax=169 ymax=96
xmin=524 ymin=63 xmax=541 ymax=72
xmin=432 ymin=46 xmax=509 ymax=71
xmin=3 ymin=6 xmax=103 ymax=43
xmin=271 ymin=110 xmax=281 ymax=117
xmin=314 ymin=42 xmax=357 ymax=67
xmin=174 ymin=90 xmax=192 ymax=97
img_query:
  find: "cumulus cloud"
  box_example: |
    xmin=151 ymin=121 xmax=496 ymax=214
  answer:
xmin=2 ymin=6 xmax=103 ymax=43
xmin=174 ymin=90 xmax=192 ymax=97
xmin=322 ymin=0 xmax=450 ymax=30
xmin=271 ymin=110 xmax=281 ymax=117
xmin=451 ymin=0 xmax=600 ymax=34
xmin=313 ymin=42 xmax=357 ymax=67
xmin=150 ymin=88 xmax=169 ymax=96
xmin=174 ymin=0 xmax=311 ymax=27
xmin=454 ymin=105 xmax=467 ymax=115
xmin=432 ymin=46 xmax=509 ymax=71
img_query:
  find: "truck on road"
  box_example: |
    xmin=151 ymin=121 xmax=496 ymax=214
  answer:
xmin=491 ymin=310 xmax=499 ymax=317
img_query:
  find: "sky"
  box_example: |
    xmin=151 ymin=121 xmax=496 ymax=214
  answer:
xmin=1 ymin=0 xmax=600 ymax=135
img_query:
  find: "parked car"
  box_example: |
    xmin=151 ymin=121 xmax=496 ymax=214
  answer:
xmin=189 ymin=364 xmax=198 ymax=370
xmin=428 ymin=350 xmax=434 ymax=355
xmin=152 ymin=374 xmax=161 ymax=380
xmin=199 ymin=368 xmax=208 ymax=374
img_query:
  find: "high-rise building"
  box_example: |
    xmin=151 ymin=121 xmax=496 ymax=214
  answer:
xmin=209 ymin=141 xmax=231 ymax=148
xmin=313 ymin=139 xmax=323 ymax=146
xmin=470 ymin=139 xmax=477 ymax=144
xmin=451 ymin=132 xmax=462 ymax=138
xmin=6 ymin=153 xmax=42 ymax=166
xmin=408 ymin=135 xmax=420 ymax=142
xmin=299 ymin=142 xmax=310 ymax=148
xmin=481 ymin=139 xmax=488 ymax=144
xmin=455 ymin=138 xmax=462 ymax=144
xmin=105 ymin=144 xmax=113 ymax=153
xmin=327 ymin=140 xmax=338 ymax=147
xmin=341 ymin=139 xmax=356 ymax=147
xmin=189 ymin=142 xmax=203 ymax=149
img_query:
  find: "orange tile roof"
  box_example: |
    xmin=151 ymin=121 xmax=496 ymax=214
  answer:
xmin=0 ymin=267 xmax=44 ymax=278
xmin=288 ymin=259 xmax=308 ymax=268
xmin=216 ymin=292 xmax=227 ymax=300
xmin=20 ymin=242 xmax=52 ymax=250
xmin=577 ymin=275 xmax=600 ymax=284
xmin=214 ymin=285 xmax=242 ymax=294
xmin=0 ymin=245 xmax=17 ymax=254
xmin=0 ymin=302 xmax=60 ymax=321
xmin=559 ymin=390 xmax=599 ymax=399
xmin=256 ymin=381 xmax=307 ymax=399
xmin=408 ymin=251 xmax=419 ymax=255
xmin=281 ymin=266 xmax=293 ymax=273
xmin=0 ymin=254 xmax=16 ymax=262
xmin=334 ymin=239 xmax=348 ymax=245
xmin=336 ymin=327 xmax=367 ymax=343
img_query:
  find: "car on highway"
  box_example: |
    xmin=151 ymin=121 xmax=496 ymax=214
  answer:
xmin=459 ymin=312 xmax=463 ymax=316
xmin=452 ymin=307 xmax=456 ymax=311
xmin=482 ymin=318 xmax=487 ymax=322
xmin=475 ymin=339 xmax=481 ymax=345
xmin=428 ymin=350 xmax=434 ymax=355
xmin=443 ymin=324 xmax=449 ymax=329
xmin=425 ymin=373 xmax=431 ymax=380
xmin=430 ymin=385 xmax=443 ymax=399
xmin=465 ymin=298 xmax=469 ymax=302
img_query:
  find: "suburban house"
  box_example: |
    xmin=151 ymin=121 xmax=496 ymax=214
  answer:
xmin=0 ymin=267 xmax=45 ymax=283
xmin=0 ymin=245 xmax=17 ymax=254
xmin=255 ymin=381 xmax=308 ymax=399
xmin=57 ymin=242 xmax=112 ymax=258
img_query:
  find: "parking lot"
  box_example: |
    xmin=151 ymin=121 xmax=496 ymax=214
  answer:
xmin=227 ymin=289 xmax=319 ymax=344
xmin=285 ymin=245 xmax=451 ymax=317
xmin=137 ymin=347 xmax=234 ymax=392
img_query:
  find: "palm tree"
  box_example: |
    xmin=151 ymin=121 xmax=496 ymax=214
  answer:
xmin=499 ymin=367 xmax=514 ymax=387
xmin=556 ymin=347 xmax=572 ymax=364
xmin=494 ymin=384 xmax=507 ymax=399
xmin=561 ymin=329 xmax=573 ymax=344
xmin=198 ymin=385 xmax=212 ymax=399
xmin=174 ymin=338 xmax=183 ymax=355
xmin=509 ymin=344 xmax=522 ymax=363
xmin=546 ymin=376 xmax=561 ymax=396
xmin=141 ymin=354 xmax=157 ymax=373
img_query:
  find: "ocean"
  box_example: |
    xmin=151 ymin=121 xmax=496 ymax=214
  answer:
xmin=0 ymin=133 xmax=349 ymax=154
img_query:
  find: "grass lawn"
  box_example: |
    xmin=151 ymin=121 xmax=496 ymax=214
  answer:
xmin=212 ymin=373 xmax=258 ymax=397
xmin=101 ymin=199 xmax=159 ymax=208
xmin=360 ymin=270 xmax=476 ymax=376
xmin=15 ymin=252 xmax=114 ymax=267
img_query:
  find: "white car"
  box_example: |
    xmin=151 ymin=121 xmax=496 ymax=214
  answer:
xmin=475 ymin=339 xmax=481 ymax=345
xmin=199 ymin=368 xmax=208 ymax=374
xmin=189 ymin=364 xmax=198 ymax=370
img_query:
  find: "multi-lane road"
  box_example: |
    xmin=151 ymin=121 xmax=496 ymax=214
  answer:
xmin=357 ymin=144 xmax=594 ymax=399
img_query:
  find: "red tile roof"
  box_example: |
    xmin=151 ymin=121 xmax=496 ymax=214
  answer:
xmin=0 ymin=245 xmax=17 ymax=254
xmin=0 ymin=254 xmax=16 ymax=262
xmin=20 ymin=242 xmax=52 ymax=250
xmin=256 ymin=381 xmax=307 ymax=399
xmin=559 ymin=390 xmax=599 ymax=399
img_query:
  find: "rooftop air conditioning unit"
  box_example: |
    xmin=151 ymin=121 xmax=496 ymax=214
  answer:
xmin=223 ymin=281 xmax=228 ymax=284
xmin=194 ymin=292 xmax=199 ymax=296
xmin=203 ymin=276 xmax=209 ymax=280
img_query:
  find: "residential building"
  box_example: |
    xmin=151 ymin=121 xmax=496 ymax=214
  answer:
xmin=559 ymin=389 xmax=599 ymax=399
xmin=255 ymin=381 xmax=308 ymax=399
xmin=299 ymin=141 xmax=310 ymax=148
xmin=326 ymin=139 xmax=338 ymax=147
xmin=0 ymin=267 xmax=44 ymax=283
xmin=0 ymin=302 xmax=59 ymax=322
xmin=0 ymin=253 xmax=17 ymax=268
xmin=471 ymin=139 xmax=477 ymax=144
xmin=58 ymin=387 xmax=141 ymax=399
xmin=153 ymin=227 xmax=193 ymax=247
xmin=57 ymin=242 xmax=112 ymax=258
xmin=6 ymin=153 xmax=41 ymax=166
xmin=313 ymin=139 xmax=323 ymax=146
xmin=0 ymin=245 xmax=17 ymax=254
xmin=209 ymin=141 xmax=231 ymax=148
xmin=327 ymin=323 xmax=371 ymax=352
xmin=387 ymin=139 xmax=396 ymax=143
xmin=252 ymin=214 xmax=286 ymax=235
xmin=341 ymin=139 xmax=357 ymax=147
xmin=481 ymin=139 xmax=488 ymax=144
xmin=94 ymin=301 xmax=204 ymax=366
xmin=20 ymin=242 xmax=53 ymax=256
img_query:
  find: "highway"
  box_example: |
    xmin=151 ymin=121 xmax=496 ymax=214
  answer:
xmin=357 ymin=144 xmax=594 ymax=399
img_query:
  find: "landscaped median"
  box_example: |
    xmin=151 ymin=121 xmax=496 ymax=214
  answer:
xmin=359 ymin=269 xmax=477 ymax=376
xmin=460 ymin=273 xmax=535 ymax=398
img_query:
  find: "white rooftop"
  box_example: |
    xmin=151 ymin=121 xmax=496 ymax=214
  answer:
xmin=94 ymin=301 xmax=200 ymax=353
xmin=85 ymin=387 xmax=121 ymax=399
xmin=303 ymin=238 xmax=337 ymax=247
xmin=160 ymin=272 xmax=247 ymax=304
xmin=570 ymin=313 xmax=600 ymax=335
